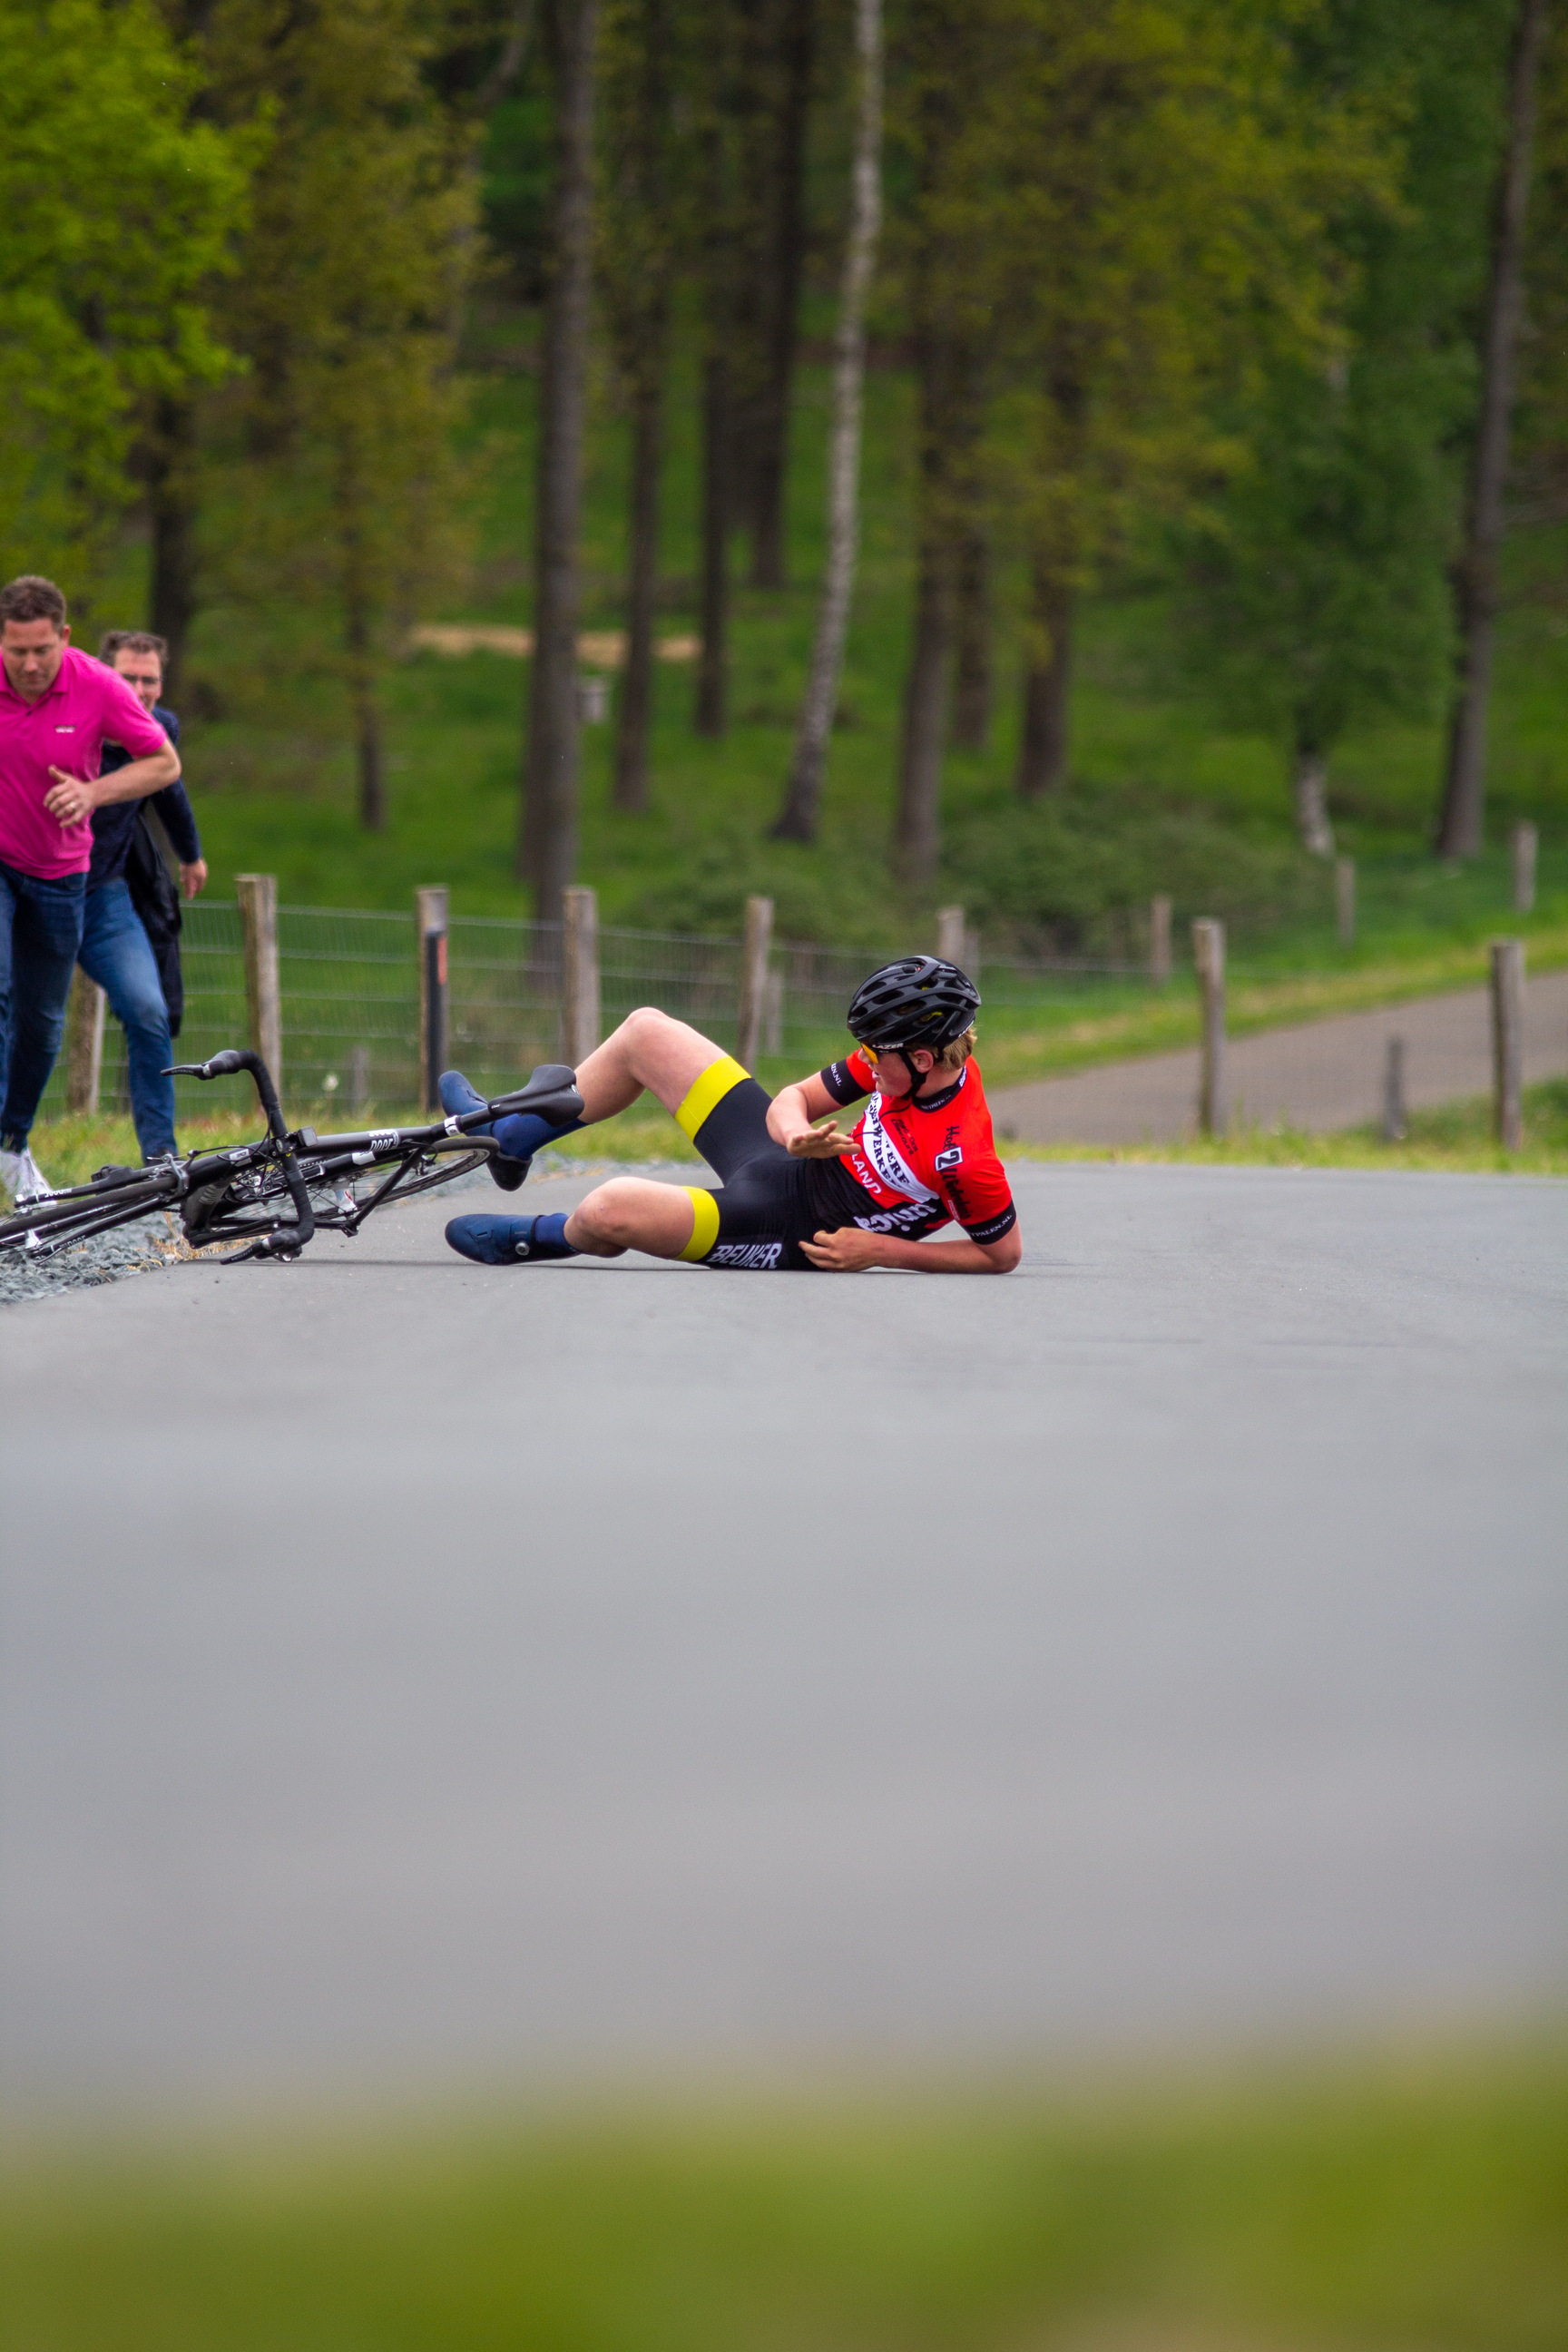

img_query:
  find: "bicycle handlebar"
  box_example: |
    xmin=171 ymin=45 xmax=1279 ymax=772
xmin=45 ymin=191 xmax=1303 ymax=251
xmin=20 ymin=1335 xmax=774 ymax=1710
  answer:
xmin=166 ymin=1047 xmax=290 ymax=1142
xmin=163 ymin=1047 xmax=312 ymax=1255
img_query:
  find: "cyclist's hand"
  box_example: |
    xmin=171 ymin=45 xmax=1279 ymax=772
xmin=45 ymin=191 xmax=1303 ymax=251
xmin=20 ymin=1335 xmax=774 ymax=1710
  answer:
xmin=786 ymin=1115 xmax=858 ymax=1160
xmin=800 ymin=1226 xmax=886 ymax=1270
xmin=44 ymin=767 xmax=97 ymax=826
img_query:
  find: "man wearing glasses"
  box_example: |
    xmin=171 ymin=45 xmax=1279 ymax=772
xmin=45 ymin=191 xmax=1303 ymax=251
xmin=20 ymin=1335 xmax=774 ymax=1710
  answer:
xmin=82 ymin=630 xmax=206 ymax=1163
xmin=438 ymin=956 xmax=1022 ymax=1275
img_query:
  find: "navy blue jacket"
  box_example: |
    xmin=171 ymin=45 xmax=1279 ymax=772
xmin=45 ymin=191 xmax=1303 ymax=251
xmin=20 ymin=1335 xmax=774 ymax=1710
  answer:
xmin=92 ymin=704 xmax=201 ymax=889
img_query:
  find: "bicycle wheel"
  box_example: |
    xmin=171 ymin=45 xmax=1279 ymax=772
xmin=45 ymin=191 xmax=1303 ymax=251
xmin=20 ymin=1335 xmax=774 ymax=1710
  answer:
xmin=354 ymin=1149 xmax=491 ymax=1210
xmin=0 ymin=1168 xmax=176 ymax=1257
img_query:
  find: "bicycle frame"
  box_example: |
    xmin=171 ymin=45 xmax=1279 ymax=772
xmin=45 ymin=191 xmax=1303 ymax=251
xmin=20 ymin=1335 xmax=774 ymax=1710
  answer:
xmin=1 ymin=1050 xmax=584 ymax=1267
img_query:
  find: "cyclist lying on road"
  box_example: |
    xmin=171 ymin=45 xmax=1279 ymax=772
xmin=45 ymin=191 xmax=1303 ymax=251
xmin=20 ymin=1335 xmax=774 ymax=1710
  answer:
xmin=440 ymin=956 xmax=1021 ymax=1275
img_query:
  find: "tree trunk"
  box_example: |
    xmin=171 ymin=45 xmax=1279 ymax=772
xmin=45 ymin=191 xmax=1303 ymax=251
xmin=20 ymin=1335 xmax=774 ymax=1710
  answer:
xmin=772 ymin=0 xmax=881 ymax=844
xmin=334 ymin=433 xmax=386 ymax=833
xmin=695 ymin=348 xmax=730 ymax=736
xmin=749 ymin=0 xmax=814 ymax=590
xmin=349 ymin=636 xmax=386 ymax=832
xmin=891 ymin=46 xmax=958 ymax=887
xmin=946 ymin=330 xmax=991 ymax=749
xmin=950 ymin=517 xmax=991 ymax=750
xmin=1436 ymin=0 xmax=1548 ymax=860
xmin=692 ymin=28 xmax=738 ymax=744
xmin=1292 ymin=746 xmax=1336 ymax=858
xmin=604 ymin=0 xmax=670 ymax=810
xmin=148 ymin=393 xmax=198 ymax=703
xmin=894 ymin=534 xmax=949 ymax=883
xmin=614 ymin=354 xmax=663 ymax=809
xmin=1016 ymin=563 xmax=1072 ymax=798
xmin=520 ymin=0 xmax=597 ymax=916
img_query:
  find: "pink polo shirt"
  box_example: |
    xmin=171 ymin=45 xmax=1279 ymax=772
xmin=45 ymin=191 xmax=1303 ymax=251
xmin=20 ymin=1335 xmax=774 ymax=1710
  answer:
xmin=0 ymin=645 xmax=172 ymax=880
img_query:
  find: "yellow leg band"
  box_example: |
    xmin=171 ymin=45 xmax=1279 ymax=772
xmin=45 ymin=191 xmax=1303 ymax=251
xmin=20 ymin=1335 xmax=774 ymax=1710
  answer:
xmin=679 ymin=1186 xmax=721 ymax=1262
xmin=675 ymin=1054 xmax=750 ymax=1142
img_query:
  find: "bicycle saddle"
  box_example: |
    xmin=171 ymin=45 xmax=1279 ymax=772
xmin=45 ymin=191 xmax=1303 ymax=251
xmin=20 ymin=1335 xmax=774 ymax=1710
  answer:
xmin=486 ymin=1063 xmax=584 ymax=1125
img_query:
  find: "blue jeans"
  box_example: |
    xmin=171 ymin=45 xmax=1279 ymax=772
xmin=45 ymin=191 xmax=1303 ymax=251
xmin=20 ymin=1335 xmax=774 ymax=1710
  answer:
xmin=78 ymin=879 xmax=177 ymax=1158
xmin=0 ymin=860 xmax=85 ymax=1150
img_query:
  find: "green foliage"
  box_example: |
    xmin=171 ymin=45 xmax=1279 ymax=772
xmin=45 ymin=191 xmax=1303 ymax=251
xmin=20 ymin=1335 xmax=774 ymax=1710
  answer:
xmin=615 ymin=824 xmax=892 ymax=940
xmin=946 ymin=0 xmax=1395 ymax=628
xmin=195 ymin=0 xmax=479 ymax=817
xmin=0 ymin=0 xmax=250 ymax=595
xmin=1171 ymin=0 xmax=1523 ymax=784
xmin=1514 ymin=0 xmax=1568 ymax=514
xmin=946 ymin=791 xmax=1322 ymax=952
xmin=5 ymin=2054 xmax=1566 ymax=2351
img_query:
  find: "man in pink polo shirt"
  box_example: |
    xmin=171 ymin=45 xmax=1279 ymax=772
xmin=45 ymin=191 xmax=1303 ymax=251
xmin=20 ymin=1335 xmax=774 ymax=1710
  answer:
xmin=0 ymin=573 xmax=181 ymax=1200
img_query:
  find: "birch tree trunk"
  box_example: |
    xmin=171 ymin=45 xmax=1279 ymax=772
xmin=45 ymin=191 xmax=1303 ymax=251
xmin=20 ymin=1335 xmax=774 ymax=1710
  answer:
xmin=520 ymin=0 xmax=597 ymax=915
xmin=771 ymin=0 xmax=881 ymax=844
xmin=1292 ymin=746 xmax=1336 ymax=858
xmin=1436 ymin=0 xmax=1548 ymax=859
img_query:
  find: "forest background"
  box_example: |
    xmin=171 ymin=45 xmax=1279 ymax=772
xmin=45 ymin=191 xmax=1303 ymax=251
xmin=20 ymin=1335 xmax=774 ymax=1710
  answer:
xmin=3 ymin=0 xmax=1564 ymax=959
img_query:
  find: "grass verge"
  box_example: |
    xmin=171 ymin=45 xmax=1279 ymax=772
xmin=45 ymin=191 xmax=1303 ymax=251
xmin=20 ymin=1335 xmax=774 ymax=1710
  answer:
xmin=20 ymin=1076 xmax=1568 ymax=1201
xmin=1004 ymin=1078 xmax=1568 ymax=1175
xmin=4 ymin=2047 xmax=1565 ymax=2352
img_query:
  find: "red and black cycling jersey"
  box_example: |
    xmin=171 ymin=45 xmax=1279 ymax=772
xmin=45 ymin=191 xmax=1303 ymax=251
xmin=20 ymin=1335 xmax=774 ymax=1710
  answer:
xmin=806 ymin=1048 xmax=1017 ymax=1245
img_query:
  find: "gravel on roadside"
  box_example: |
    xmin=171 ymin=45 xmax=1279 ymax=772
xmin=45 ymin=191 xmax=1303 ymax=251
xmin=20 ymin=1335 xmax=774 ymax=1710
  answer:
xmin=0 ymin=1211 xmax=193 ymax=1308
xmin=0 ymin=1157 xmax=696 ymax=1308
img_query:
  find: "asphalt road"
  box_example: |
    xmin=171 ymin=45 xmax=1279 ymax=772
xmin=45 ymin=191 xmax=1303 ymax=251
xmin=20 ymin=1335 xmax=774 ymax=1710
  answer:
xmin=991 ymin=968 xmax=1568 ymax=1144
xmin=2 ymin=1163 xmax=1564 ymax=2118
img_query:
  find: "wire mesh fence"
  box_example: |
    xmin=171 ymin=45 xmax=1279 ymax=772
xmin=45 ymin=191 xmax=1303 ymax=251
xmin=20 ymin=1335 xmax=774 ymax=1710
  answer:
xmin=43 ymin=906 xmax=1157 ymax=1123
xmin=35 ymin=897 xmax=1565 ymax=1142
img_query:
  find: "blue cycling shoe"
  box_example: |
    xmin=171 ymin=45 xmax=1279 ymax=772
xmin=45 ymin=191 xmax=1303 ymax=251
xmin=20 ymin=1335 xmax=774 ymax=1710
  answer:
xmin=438 ymin=1069 xmax=529 ymax=1191
xmin=439 ymin=1068 xmax=491 ymax=1127
xmin=445 ymin=1211 xmax=580 ymax=1265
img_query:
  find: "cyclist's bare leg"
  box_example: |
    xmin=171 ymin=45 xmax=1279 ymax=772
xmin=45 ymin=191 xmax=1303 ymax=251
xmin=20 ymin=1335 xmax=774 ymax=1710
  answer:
xmin=561 ymin=1012 xmax=740 ymax=1258
xmin=564 ymin=1173 xmax=705 ymax=1259
xmin=570 ymin=1008 xmax=737 ymax=1126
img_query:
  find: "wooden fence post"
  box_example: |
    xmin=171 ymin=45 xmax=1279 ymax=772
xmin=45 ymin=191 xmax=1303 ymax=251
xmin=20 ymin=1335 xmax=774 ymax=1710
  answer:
xmin=1490 ymin=937 xmax=1524 ymax=1150
xmin=936 ymin=904 xmax=965 ymax=964
xmin=1150 ymin=894 xmax=1171 ymax=987
xmin=64 ymin=968 xmax=107 ymax=1114
xmin=1382 ymin=1036 xmax=1406 ymax=1142
xmin=736 ymin=894 xmax=774 ymax=1070
xmin=1192 ymin=917 xmax=1226 ymax=1135
xmin=235 ymin=873 xmax=281 ymax=1091
xmin=763 ymin=968 xmax=785 ymax=1056
xmin=1335 ymin=857 xmax=1356 ymax=946
xmin=416 ymin=886 xmax=449 ymax=1112
xmin=1512 ymin=821 xmax=1537 ymax=914
xmin=562 ymin=885 xmax=601 ymax=1068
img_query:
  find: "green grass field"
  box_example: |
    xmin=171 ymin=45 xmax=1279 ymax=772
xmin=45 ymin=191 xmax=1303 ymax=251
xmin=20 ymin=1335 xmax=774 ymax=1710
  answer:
xmin=5 ymin=2049 xmax=1565 ymax=2352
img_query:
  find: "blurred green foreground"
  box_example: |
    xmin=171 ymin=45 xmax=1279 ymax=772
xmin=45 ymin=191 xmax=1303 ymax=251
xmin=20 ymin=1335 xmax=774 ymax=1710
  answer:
xmin=5 ymin=2050 xmax=1564 ymax=2352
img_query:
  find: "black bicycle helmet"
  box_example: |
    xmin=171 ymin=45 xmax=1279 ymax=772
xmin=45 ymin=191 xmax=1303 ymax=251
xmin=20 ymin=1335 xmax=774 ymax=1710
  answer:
xmin=846 ymin=956 xmax=980 ymax=1054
